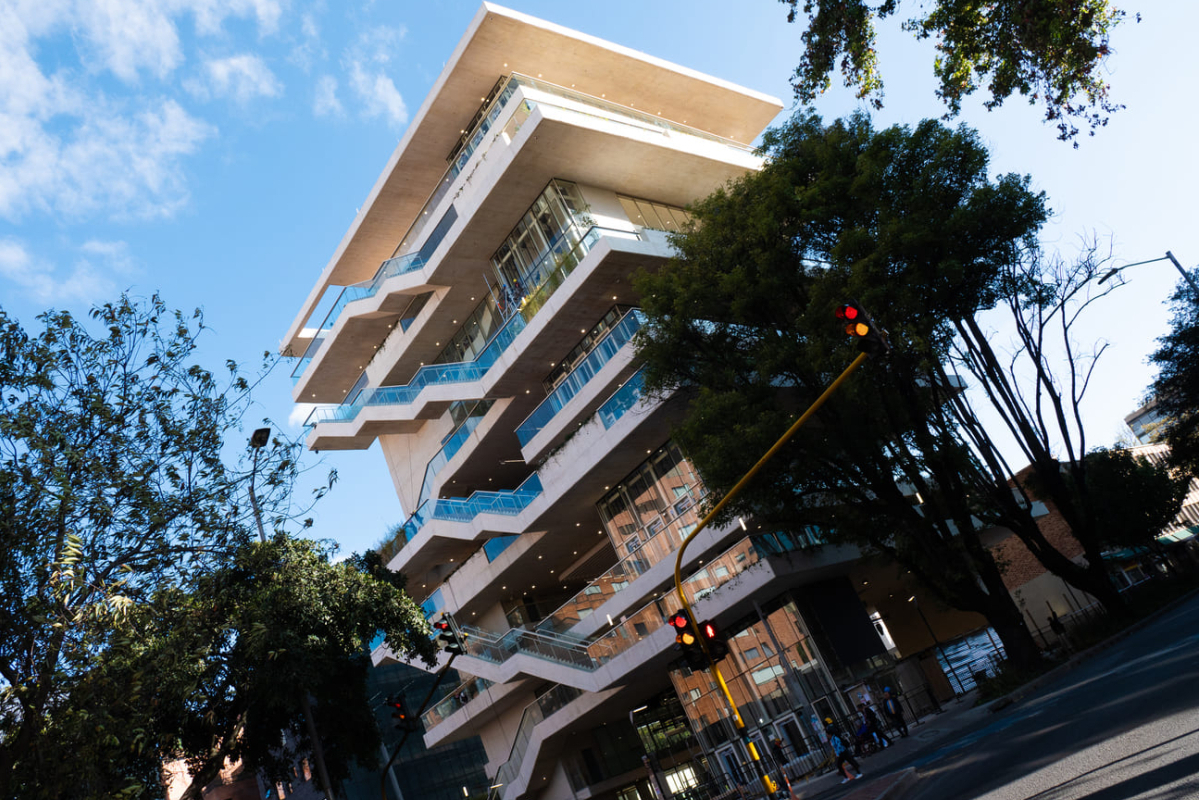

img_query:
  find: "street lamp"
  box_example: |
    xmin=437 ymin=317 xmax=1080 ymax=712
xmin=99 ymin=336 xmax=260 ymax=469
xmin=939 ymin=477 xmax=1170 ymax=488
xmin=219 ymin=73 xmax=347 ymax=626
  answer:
xmin=248 ymin=427 xmax=270 ymax=543
xmin=908 ymin=596 xmax=965 ymax=700
xmin=1098 ymin=251 xmax=1199 ymax=295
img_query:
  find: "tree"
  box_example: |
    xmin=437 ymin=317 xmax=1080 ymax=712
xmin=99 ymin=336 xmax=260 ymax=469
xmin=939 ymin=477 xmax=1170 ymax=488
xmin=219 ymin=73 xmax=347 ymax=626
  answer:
xmin=1074 ymin=447 xmax=1188 ymax=552
xmin=0 ymin=295 xmax=433 ymax=799
xmin=0 ymin=295 xmax=251 ymax=798
xmin=1150 ymin=270 xmax=1199 ymax=478
xmin=635 ymin=111 xmax=1052 ymax=668
xmin=134 ymin=536 xmax=437 ymax=800
xmin=777 ymin=0 xmax=1126 ymax=143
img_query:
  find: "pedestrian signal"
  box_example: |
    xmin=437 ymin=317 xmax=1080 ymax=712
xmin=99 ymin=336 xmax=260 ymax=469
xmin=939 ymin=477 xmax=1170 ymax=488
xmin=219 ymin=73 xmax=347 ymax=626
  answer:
xmin=697 ymin=619 xmax=730 ymax=662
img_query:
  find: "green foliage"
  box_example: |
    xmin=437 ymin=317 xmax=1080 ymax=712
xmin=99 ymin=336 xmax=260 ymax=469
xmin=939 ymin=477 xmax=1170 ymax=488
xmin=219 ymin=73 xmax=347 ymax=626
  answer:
xmin=1076 ymin=447 xmax=1188 ymax=550
xmin=0 ymin=295 xmax=430 ymax=799
xmin=1150 ymin=272 xmax=1199 ymax=479
xmin=779 ymin=0 xmax=1125 ymax=143
xmin=0 ymin=295 xmax=249 ymax=798
xmin=130 ymin=536 xmax=436 ymax=794
xmin=634 ymin=110 xmax=1050 ymax=666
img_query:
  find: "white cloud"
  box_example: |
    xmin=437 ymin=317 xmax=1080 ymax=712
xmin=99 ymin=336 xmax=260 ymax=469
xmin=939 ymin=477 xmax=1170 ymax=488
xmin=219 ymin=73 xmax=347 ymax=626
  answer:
xmin=190 ymin=54 xmax=283 ymax=103
xmin=288 ymin=402 xmax=316 ymax=428
xmin=43 ymin=99 xmax=214 ymax=220
xmin=80 ymin=239 xmax=137 ymax=276
xmin=340 ymin=25 xmax=408 ymax=129
xmin=73 ymin=0 xmax=183 ymax=82
xmin=187 ymin=0 xmax=283 ymax=37
xmin=0 ymin=237 xmax=118 ymax=305
xmin=348 ymin=62 xmax=407 ymax=128
xmin=289 ymin=11 xmax=324 ymax=71
xmin=313 ymin=74 xmax=342 ymax=118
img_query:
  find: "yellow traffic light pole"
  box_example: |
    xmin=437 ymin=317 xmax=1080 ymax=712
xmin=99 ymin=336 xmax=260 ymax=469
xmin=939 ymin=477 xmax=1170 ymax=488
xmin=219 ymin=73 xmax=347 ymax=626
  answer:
xmin=672 ymin=351 xmax=869 ymax=797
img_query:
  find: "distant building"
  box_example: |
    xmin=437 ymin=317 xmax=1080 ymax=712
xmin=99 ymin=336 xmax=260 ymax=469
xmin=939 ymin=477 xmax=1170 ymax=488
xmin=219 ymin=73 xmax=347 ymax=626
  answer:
xmin=1125 ymin=398 xmax=1167 ymax=445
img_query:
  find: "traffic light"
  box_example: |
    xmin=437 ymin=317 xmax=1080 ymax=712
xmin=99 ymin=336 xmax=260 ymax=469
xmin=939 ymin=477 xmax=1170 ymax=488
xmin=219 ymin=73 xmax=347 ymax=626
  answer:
xmin=433 ymin=613 xmax=465 ymax=656
xmin=697 ymin=619 xmax=730 ymax=662
xmin=387 ymin=694 xmax=420 ymax=732
xmin=835 ymin=301 xmax=890 ymax=357
xmin=669 ymin=609 xmax=708 ymax=669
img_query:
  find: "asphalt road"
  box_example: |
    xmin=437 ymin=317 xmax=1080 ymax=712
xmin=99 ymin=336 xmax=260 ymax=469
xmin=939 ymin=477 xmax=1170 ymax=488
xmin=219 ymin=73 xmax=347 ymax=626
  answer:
xmin=904 ymin=592 xmax=1199 ymax=799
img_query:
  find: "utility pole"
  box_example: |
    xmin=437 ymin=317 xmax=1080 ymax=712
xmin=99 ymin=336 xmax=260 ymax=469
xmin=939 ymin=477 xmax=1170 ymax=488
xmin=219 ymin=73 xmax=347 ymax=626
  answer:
xmin=247 ymin=427 xmax=336 ymax=800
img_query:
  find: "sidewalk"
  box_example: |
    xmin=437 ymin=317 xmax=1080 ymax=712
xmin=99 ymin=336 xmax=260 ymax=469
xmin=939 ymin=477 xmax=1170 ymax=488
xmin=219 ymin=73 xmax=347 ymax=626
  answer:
xmin=789 ymin=587 xmax=1199 ymax=800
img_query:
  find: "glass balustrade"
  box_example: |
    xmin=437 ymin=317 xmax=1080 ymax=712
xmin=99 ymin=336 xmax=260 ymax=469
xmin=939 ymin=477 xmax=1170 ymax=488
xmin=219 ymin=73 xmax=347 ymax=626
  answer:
xmin=289 ymin=333 xmax=325 ymax=383
xmin=537 ymin=495 xmax=705 ymax=635
xmin=381 ymin=473 xmax=545 ymax=564
xmin=598 ymin=369 xmax=647 ymax=428
xmin=515 ymin=310 xmax=645 ymax=445
xmin=421 ymin=675 xmax=495 ymax=730
xmin=305 ymin=225 xmax=638 ymax=428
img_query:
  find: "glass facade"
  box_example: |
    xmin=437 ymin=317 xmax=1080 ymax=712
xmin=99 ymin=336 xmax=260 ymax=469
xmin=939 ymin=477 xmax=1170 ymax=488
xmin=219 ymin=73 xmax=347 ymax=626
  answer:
xmin=668 ymin=595 xmax=845 ymax=785
xmin=597 ymin=442 xmax=702 ymax=560
xmin=617 ymin=194 xmax=692 ymax=233
xmin=491 ymin=179 xmax=589 ymax=313
xmin=339 ymin=661 xmax=489 ymax=800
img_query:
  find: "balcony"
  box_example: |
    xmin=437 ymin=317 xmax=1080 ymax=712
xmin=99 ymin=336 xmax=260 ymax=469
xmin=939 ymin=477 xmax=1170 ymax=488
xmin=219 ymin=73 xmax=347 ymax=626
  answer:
xmin=303 ymin=225 xmax=644 ymax=444
xmin=514 ymin=309 xmax=644 ymax=446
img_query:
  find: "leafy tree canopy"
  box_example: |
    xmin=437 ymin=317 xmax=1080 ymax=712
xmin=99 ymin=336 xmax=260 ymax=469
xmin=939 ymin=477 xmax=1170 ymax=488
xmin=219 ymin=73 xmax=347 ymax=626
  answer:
xmin=779 ymin=0 xmax=1127 ymax=143
xmin=634 ymin=110 xmax=1053 ymax=666
xmin=1074 ymin=447 xmax=1189 ymax=551
xmin=0 ymin=295 xmax=431 ymax=799
xmin=1150 ymin=272 xmax=1199 ymax=478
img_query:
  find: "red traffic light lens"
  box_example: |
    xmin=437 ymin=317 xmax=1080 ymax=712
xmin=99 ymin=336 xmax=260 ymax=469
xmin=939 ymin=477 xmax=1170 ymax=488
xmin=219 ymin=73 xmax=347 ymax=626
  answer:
xmin=669 ymin=612 xmax=689 ymax=630
xmin=433 ymin=620 xmax=451 ymax=631
xmin=836 ymin=304 xmax=860 ymax=321
xmin=701 ymin=622 xmax=717 ymax=639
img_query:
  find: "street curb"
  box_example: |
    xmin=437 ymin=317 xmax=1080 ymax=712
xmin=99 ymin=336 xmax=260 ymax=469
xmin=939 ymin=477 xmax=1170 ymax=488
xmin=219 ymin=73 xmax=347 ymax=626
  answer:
xmin=985 ymin=586 xmax=1199 ymax=713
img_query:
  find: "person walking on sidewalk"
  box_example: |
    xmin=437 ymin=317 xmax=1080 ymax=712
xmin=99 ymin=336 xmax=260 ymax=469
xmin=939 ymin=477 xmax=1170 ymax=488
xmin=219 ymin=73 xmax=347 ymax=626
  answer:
xmin=824 ymin=719 xmax=863 ymax=784
xmin=883 ymin=687 xmax=908 ymax=738
xmin=859 ymin=702 xmax=890 ymax=749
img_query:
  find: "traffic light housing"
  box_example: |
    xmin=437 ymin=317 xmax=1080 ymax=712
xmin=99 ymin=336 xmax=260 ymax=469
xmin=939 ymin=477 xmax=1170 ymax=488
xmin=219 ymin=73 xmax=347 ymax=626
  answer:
xmin=387 ymin=694 xmax=420 ymax=732
xmin=669 ymin=609 xmax=708 ymax=669
xmin=835 ymin=301 xmax=890 ymax=357
xmin=697 ymin=619 xmax=730 ymax=662
xmin=433 ymin=613 xmax=465 ymax=656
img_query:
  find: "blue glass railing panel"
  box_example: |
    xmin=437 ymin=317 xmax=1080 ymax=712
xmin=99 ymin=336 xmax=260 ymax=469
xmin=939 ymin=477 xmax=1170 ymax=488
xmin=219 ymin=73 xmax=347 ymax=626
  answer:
xmin=515 ymin=310 xmax=644 ymax=445
xmin=484 ymin=535 xmax=520 ymax=561
xmin=598 ymin=369 xmax=646 ymax=429
xmin=431 ymin=474 xmax=543 ymax=522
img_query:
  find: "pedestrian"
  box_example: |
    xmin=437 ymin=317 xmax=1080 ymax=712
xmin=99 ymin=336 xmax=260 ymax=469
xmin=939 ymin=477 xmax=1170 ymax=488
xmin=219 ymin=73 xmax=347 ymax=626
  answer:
xmin=770 ymin=736 xmax=789 ymax=780
xmin=824 ymin=718 xmax=863 ymax=784
xmin=882 ymin=687 xmax=908 ymax=738
xmin=859 ymin=702 xmax=890 ymax=749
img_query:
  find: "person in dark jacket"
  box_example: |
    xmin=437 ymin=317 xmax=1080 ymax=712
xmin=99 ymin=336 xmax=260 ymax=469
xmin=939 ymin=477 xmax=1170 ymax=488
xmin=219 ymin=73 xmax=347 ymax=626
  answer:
xmin=882 ymin=687 xmax=908 ymax=737
xmin=859 ymin=702 xmax=890 ymax=749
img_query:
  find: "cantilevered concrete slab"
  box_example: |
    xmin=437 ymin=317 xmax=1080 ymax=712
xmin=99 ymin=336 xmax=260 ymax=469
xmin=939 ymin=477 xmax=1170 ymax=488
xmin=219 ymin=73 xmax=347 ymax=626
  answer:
xmin=282 ymin=2 xmax=781 ymax=355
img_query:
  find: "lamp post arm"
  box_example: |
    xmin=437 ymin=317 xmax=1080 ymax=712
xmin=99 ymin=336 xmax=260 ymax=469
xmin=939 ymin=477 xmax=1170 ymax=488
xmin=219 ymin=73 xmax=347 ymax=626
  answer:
xmin=1165 ymin=251 xmax=1199 ymax=296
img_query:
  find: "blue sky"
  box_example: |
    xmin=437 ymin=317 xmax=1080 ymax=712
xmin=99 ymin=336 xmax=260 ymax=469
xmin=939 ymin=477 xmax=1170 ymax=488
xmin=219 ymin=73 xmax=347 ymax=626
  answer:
xmin=2 ymin=0 xmax=1194 ymax=558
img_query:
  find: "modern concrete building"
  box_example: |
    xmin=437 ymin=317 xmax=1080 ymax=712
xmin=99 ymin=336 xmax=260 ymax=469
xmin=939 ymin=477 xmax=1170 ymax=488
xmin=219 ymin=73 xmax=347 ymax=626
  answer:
xmin=283 ymin=6 xmax=918 ymax=799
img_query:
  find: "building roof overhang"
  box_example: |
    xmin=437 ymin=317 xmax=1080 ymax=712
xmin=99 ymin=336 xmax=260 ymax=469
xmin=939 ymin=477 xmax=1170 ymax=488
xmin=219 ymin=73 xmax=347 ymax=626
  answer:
xmin=282 ymin=2 xmax=782 ymax=353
